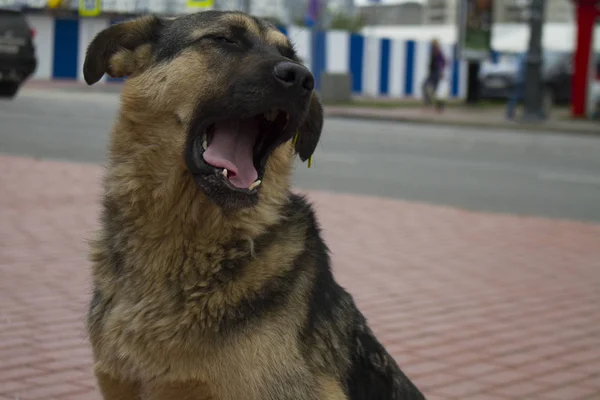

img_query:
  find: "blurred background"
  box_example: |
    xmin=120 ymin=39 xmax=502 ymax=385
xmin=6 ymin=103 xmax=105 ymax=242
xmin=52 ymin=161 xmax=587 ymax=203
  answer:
xmin=1 ymin=0 xmax=600 ymax=399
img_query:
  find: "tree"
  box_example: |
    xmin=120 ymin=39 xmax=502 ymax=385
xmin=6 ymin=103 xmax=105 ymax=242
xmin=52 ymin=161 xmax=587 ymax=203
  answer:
xmin=262 ymin=16 xmax=285 ymax=27
xmin=293 ymin=11 xmax=366 ymax=33
xmin=328 ymin=11 xmax=366 ymax=32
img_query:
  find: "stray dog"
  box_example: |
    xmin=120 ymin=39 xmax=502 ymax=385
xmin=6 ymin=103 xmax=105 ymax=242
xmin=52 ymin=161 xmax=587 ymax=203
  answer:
xmin=84 ymin=11 xmax=426 ymax=400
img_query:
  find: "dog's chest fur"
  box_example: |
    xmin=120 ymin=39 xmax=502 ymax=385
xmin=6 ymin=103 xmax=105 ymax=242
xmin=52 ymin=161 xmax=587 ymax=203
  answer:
xmin=87 ymin=196 xmax=315 ymax=396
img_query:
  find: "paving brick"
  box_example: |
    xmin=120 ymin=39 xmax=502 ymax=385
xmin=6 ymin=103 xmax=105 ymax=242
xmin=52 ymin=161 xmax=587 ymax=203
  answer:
xmin=418 ymin=391 xmax=454 ymax=400
xmin=402 ymin=361 xmax=450 ymax=378
xmin=416 ymin=372 xmax=463 ymax=390
xmin=490 ymin=381 xmax=547 ymax=397
xmin=0 ymin=337 xmax=29 ymax=351
xmin=2 ymin=154 xmax=600 ymax=399
xmin=413 ymin=344 xmax=463 ymax=359
xmin=493 ymin=351 xmax=548 ymax=367
xmin=534 ymin=369 xmax=593 ymax=387
xmin=516 ymin=359 xmax=573 ymax=377
xmin=453 ymin=363 xmax=503 ymax=378
xmin=434 ymin=351 xmax=484 ymax=368
xmin=39 ymin=356 xmax=92 ymax=372
xmin=11 ymin=382 xmax=86 ymax=400
xmin=466 ymin=367 xmax=526 ymax=386
xmin=0 ymin=379 xmax=31 ymax=395
xmin=0 ymin=367 xmax=48 ymax=382
xmin=61 ymin=392 xmax=103 ymax=400
xmin=24 ymin=369 xmax=91 ymax=386
xmin=557 ymin=350 xmax=600 ymax=366
xmin=433 ymin=380 xmax=494 ymax=397
xmin=467 ymin=395 xmax=509 ymax=400
xmin=579 ymin=375 xmax=600 ymax=390
xmin=535 ymin=385 xmax=600 ymax=400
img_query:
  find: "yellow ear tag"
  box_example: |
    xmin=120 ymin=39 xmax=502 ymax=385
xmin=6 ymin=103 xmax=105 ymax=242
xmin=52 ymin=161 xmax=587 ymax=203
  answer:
xmin=293 ymin=132 xmax=313 ymax=168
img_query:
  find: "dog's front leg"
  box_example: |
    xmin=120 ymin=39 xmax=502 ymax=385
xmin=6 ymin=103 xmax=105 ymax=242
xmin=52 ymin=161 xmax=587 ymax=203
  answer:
xmin=95 ymin=369 xmax=141 ymax=400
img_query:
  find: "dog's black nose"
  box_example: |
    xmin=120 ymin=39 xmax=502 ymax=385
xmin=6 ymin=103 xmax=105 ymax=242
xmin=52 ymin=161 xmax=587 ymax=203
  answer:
xmin=273 ymin=62 xmax=314 ymax=92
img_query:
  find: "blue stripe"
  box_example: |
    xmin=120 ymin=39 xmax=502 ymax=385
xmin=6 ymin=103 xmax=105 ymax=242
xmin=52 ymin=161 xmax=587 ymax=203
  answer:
xmin=379 ymin=38 xmax=391 ymax=96
xmin=52 ymin=18 xmax=79 ymax=79
xmin=311 ymin=30 xmax=326 ymax=90
xmin=349 ymin=34 xmax=364 ymax=93
xmin=451 ymin=44 xmax=460 ymax=97
xmin=278 ymin=26 xmax=288 ymax=37
xmin=107 ymin=19 xmax=126 ymax=83
xmin=404 ymin=40 xmax=415 ymax=96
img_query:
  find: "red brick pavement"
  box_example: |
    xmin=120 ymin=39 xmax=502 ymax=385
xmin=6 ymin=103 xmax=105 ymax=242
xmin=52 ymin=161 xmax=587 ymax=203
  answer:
xmin=1 ymin=154 xmax=600 ymax=400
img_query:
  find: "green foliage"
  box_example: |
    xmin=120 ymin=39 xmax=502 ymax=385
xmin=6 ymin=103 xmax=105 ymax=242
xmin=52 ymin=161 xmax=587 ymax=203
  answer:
xmin=328 ymin=11 xmax=366 ymax=32
xmin=262 ymin=16 xmax=285 ymax=27
xmin=292 ymin=11 xmax=366 ymax=33
xmin=293 ymin=17 xmax=306 ymax=27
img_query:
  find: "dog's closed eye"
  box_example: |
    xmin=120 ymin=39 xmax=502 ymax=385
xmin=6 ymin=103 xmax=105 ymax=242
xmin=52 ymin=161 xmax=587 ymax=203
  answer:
xmin=212 ymin=36 xmax=238 ymax=46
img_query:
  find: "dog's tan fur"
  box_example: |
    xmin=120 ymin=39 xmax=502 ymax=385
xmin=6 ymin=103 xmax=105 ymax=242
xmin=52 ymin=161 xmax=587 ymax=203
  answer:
xmin=85 ymin=11 xmax=425 ymax=400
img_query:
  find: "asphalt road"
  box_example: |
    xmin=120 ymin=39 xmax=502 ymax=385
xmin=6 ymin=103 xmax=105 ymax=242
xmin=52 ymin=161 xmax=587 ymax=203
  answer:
xmin=2 ymin=87 xmax=600 ymax=222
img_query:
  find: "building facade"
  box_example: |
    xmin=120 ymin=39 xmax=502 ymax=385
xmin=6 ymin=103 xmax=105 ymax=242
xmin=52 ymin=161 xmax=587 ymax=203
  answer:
xmin=423 ymin=0 xmax=459 ymax=24
xmin=422 ymin=0 xmax=574 ymax=25
xmin=493 ymin=0 xmax=574 ymax=23
xmin=359 ymin=2 xmax=425 ymax=26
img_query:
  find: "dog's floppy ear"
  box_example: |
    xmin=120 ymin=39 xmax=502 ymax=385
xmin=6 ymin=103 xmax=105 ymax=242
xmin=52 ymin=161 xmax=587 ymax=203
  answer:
xmin=294 ymin=94 xmax=323 ymax=164
xmin=83 ymin=15 xmax=165 ymax=85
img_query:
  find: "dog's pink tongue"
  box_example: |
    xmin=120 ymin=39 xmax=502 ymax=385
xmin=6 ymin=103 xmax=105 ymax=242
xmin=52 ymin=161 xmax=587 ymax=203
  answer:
xmin=202 ymin=119 xmax=259 ymax=189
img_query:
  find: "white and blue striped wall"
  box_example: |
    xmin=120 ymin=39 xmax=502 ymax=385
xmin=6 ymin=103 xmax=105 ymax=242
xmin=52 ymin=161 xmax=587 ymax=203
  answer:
xmin=25 ymin=14 xmax=468 ymax=99
xmin=26 ymin=14 xmax=121 ymax=82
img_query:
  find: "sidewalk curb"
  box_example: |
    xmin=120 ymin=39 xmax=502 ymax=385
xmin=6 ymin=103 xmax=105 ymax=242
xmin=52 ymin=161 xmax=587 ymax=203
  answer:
xmin=324 ymin=109 xmax=600 ymax=136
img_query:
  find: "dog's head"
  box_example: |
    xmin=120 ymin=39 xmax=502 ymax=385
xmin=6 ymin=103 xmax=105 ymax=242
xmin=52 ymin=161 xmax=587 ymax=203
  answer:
xmin=84 ymin=12 xmax=323 ymax=210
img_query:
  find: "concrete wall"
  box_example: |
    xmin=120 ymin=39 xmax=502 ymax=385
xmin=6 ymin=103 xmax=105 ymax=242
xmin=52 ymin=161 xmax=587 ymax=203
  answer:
xmin=25 ymin=14 xmax=467 ymax=99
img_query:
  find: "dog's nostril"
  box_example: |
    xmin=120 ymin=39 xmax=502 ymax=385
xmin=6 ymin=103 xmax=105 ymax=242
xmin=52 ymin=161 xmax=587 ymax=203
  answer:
xmin=273 ymin=62 xmax=314 ymax=92
xmin=274 ymin=65 xmax=296 ymax=84
xmin=301 ymin=74 xmax=315 ymax=91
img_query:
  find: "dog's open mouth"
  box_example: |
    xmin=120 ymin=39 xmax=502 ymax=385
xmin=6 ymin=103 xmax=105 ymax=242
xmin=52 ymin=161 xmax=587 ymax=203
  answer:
xmin=198 ymin=109 xmax=290 ymax=192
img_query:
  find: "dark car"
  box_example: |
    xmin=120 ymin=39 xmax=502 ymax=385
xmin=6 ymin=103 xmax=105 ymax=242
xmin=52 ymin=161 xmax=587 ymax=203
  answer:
xmin=544 ymin=51 xmax=600 ymax=107
xmin=0 ymin=8 xmax=37 ymax=99
xmin=478 ymin=61 xmax=518 ymax=100
xmin=543 ymin=51 xmax=573 ymax=106
xmin=479 ymin=50 xmax=600 ymax=108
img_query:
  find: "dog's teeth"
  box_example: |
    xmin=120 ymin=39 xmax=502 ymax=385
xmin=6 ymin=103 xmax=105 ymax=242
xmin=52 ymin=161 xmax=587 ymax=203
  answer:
xmin=222 ymin=169 xmax=228 ymax=178
xmin=264 ymin=110 xmax=278 ymax=122
xmin=248 ymin=180 xmax=261 ymax=191
xmin=202 ymin=139 xmax=208 ymax=150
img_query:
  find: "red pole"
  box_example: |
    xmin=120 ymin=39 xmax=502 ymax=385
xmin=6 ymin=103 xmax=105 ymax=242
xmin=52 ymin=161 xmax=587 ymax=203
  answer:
xmin=571 ymin=0 xmax=596 ymax=117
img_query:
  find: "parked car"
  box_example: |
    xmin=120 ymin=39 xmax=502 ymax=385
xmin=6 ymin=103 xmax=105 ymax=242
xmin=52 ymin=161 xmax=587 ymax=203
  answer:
xmin=0 ymin=7 xmax=37 ymax=99
xmin=478 ymin=55 xmax=519 ymax=100
xmin=479 ymin=49 xmax=600 ymax=108
xmin=542 ymin=51 xmax=573 ymax=106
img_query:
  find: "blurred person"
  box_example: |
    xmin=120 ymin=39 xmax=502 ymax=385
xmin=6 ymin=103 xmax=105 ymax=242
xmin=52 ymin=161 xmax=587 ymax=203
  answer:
xmin=422 ymin=39 xmax=447 ymax=112
xmin=505 ymin=51 xmax=527 ymax=120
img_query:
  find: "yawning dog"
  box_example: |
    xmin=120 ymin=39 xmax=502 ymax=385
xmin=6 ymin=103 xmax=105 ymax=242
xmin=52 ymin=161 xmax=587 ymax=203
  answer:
xmin=84 ymin=11 xmax=426 ymax=400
